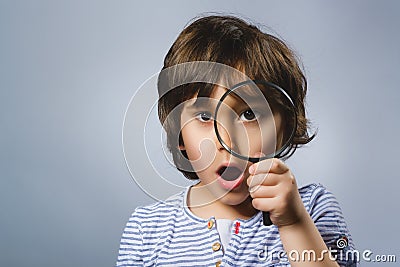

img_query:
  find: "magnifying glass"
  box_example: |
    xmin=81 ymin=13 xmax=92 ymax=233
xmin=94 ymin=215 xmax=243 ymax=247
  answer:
xmin=214 ymin=80 xmax=297 ymax=226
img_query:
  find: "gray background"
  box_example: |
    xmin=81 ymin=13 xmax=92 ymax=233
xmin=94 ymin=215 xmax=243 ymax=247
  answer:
xmin=1 ymin=0 xmax=399 ymax=266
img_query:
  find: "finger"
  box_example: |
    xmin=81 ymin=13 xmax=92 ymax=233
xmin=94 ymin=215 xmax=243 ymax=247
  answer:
xmin=249 ymin=158 xmax=289 ymax=175
xmin=249 ymin=184 xmax=278 ymax=199
xmin=247 ymin=173 xmax=280 ymax=188
xmin=251 ymin=196 xmax=278 ymax=212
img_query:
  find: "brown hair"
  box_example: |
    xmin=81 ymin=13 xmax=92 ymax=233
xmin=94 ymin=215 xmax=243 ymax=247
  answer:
xmin=158 ymin=15 xmax=314 ymax=180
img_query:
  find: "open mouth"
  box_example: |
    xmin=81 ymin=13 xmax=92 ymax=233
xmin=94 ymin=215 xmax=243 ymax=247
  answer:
xmin=216 ymin=165 xmax=245 ymax=190
xmin=217 ymin=166 xmax=243 ymax=181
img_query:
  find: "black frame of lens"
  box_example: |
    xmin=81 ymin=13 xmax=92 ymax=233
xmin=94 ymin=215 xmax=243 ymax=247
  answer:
xmin=213 ymin=80 xmax=297 ymax=163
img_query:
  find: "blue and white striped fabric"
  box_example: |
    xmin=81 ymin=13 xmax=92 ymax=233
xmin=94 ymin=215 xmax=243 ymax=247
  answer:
xmin=116 ymin=183 xmax=358 ymax=266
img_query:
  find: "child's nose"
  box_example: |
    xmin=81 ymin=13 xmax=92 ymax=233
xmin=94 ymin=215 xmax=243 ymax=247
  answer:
xmin=214 ymin=121 xmax=232 ymax=151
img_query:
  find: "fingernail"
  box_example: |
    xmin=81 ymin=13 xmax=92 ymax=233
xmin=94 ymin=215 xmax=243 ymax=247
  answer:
xmin=249 ymin=165 xmax=254 ymax=174
xmin=248 ymin=185 xmax=260 ymax=193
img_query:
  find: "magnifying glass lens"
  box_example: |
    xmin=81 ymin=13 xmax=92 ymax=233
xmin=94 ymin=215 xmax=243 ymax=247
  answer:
xmin=214 ymin=81 xmax=296 ymax=162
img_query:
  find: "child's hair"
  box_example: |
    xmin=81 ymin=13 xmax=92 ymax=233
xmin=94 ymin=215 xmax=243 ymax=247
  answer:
xmin=158 ymin=15 xmax=314 ymax=180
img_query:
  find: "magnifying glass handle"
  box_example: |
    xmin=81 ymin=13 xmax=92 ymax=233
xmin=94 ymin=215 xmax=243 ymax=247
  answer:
xmin=263 ymin=211 xmax=272 ymax=226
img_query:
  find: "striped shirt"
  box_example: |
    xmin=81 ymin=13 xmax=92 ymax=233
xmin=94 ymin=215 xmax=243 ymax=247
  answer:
xmin=116 ymin=183 xmax=358 ymax=266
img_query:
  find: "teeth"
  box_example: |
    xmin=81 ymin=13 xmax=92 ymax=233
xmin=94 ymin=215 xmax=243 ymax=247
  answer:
xmin=218 ymin=166 xmax=242 ymax=181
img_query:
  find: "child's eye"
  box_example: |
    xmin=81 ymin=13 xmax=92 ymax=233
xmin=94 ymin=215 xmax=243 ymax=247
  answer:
xmin=239 ymin=109 xmax=259 ymax=122
xmin=196 ymin=111 xmax=213 ymax=122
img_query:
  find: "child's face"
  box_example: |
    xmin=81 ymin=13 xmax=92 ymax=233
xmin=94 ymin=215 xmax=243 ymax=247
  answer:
xmin=179 ymin=85 xmax=283 ymax=206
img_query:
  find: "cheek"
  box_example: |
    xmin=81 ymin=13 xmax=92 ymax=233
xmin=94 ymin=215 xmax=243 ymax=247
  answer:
xmin=251 ymin=114 xmax=283 ymax=156
xmin=245 ymin=124 xmax=277 ymax=157
xmin=181 ymin=125 xmax=217 ymax=172
xmin=273 ymin=114 xmax=284 ymax=148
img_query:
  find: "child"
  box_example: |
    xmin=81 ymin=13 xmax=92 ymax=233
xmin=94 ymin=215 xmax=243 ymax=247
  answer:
xmin=117 ymin=15 xmax=358 ymax=266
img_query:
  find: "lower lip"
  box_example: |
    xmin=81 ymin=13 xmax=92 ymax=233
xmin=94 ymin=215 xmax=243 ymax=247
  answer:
xmin=216 ymin=173 xmax=245 ymax=190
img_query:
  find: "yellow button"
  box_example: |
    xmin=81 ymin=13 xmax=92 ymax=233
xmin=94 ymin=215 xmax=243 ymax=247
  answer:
xmin=216 ymin=260 xmax=221 ymax=267
xmin=207 ymin=219 xmax=214 ymax=229
xmin=212 ymin=242 xmax=221 ymax=251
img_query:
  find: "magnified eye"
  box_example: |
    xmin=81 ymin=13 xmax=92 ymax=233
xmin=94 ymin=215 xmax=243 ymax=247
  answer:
xmin=197 ymin=111 xmax=213 ymax=122
xmin=239 ymin=109 xmax=259 ymax=122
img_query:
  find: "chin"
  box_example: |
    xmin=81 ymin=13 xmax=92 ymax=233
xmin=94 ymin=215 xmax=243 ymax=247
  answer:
xmin=198 ymin=177 xmax=251 ymax=206
xmin=217 ymin=190 xmax=250 ymax=206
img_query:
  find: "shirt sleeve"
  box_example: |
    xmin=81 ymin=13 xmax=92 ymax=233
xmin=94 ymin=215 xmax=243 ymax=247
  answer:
xmin=307 ymin=184 xmax=359 ymax=267
xmin=116 ymin=211 xmax=144 ymax=267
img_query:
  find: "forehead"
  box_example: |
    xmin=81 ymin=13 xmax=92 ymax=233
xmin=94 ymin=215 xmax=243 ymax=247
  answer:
xmin=183 ymin=85 xmax=228 ymax=107
xmin=207 ymin=85 xmax=229 ymax=100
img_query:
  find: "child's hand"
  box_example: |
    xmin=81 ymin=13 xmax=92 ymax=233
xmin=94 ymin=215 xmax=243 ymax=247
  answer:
xmin=247 ymin=158 xmax=308 ymax=227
